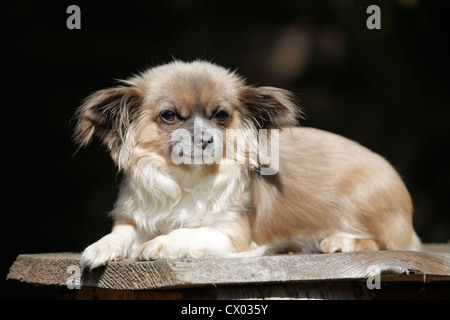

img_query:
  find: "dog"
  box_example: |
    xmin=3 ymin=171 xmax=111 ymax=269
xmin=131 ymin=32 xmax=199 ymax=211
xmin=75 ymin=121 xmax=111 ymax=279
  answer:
xmin=74 ymin=60 xmax=420 ymax=269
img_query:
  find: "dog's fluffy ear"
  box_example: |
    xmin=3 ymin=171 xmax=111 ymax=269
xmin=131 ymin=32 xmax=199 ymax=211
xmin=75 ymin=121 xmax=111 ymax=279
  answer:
xmin=239 ymin=86 xmax=302 ymax=129
xmin=73 ymin=85 xmax=142 ymax=159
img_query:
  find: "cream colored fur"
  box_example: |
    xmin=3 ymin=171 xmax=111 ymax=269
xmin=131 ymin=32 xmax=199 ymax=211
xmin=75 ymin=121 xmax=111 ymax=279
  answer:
xmin=75 ymin=61 xmax=420 ymax=269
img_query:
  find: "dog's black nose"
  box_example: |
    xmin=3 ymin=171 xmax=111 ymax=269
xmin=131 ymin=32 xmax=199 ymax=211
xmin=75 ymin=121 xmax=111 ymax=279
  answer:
xmin=193 ymin=131 xmax=214 ymax=150
xmin=201 ymin=132 xmax=214 ymax=150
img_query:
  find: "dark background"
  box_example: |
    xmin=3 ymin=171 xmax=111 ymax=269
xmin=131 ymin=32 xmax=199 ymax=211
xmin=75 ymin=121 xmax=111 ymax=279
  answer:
xmin=2 ymin=0 xmax=449 ymax=299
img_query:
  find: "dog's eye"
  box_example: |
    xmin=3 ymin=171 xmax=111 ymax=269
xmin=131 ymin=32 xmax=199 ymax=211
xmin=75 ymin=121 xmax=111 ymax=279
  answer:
xmin=213 ymin=110 xmax=230 ymax=125
xmin=160 ymin=111 xmax=180 ymax=124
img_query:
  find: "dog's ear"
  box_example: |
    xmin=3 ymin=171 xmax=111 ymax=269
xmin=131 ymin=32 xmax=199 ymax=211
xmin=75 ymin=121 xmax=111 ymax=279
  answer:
xmin=73 ymin=85 xmax=142 ymax=159
xmin=239 ymin=86 xmax=302 ymax=129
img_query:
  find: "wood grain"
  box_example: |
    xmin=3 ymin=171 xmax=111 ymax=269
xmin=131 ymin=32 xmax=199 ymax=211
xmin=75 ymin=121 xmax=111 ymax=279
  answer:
xmin=7 ymin=245 xmax=450 ymax=291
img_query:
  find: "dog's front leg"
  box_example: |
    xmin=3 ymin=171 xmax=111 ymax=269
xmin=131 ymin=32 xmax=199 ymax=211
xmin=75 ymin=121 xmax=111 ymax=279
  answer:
xmin=81 ymin=220 xmax=138 ymax=269
xmin=136 ymin=227 xmax=234 ymax=260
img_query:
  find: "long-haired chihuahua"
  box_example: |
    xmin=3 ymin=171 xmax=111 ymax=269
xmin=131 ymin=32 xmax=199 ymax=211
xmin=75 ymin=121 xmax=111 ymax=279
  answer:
xmin=74 ymin=60 xmax=420 ymax=269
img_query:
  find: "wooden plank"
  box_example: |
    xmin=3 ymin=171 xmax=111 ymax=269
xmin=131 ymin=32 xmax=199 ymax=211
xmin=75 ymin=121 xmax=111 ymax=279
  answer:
xmin=421 ymin=243 xmax=450 ymax=253
xmin=6 ymin=253 xmax=180 ymax=289
xmin=7 ymin=245 xmax=450 ymax=291
xmin=162 ymin=250 xmax=450 ymax=285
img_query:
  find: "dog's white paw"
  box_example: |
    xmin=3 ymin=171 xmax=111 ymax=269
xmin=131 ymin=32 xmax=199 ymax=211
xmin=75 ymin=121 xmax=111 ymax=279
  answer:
xmin=136 ymin=227 xmax=233 ymax=260
xmin=80 ymin=234 xmax=128 ymax=269
xmin=136 ymin=234 xmax=203 ymax=260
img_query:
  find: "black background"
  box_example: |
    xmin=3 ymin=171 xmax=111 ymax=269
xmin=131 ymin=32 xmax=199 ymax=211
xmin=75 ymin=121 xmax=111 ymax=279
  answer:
xmin=2 ymin=0 xmax=449 ymax=299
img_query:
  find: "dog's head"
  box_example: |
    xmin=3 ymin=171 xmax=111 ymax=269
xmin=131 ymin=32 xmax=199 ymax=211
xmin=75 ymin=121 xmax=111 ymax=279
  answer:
xmin=74 ymin=60 xmax=301 ymax=172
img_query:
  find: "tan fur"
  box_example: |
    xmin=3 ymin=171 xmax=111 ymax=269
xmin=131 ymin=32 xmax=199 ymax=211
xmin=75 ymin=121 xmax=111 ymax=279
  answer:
xmin=74 ymin=60 xmax=420 ymax=269
xmin=251 ymin=127 xmax=417 ymax=252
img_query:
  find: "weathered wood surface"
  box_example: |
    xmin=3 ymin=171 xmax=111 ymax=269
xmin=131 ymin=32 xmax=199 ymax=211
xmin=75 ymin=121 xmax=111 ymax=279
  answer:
xmin=7 ymin=244 xmax=450 ymax=292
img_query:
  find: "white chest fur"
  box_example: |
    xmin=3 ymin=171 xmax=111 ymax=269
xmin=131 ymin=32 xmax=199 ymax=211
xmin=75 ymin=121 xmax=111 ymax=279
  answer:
xmin=114 ymin=161 xmax=251 ymax=239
